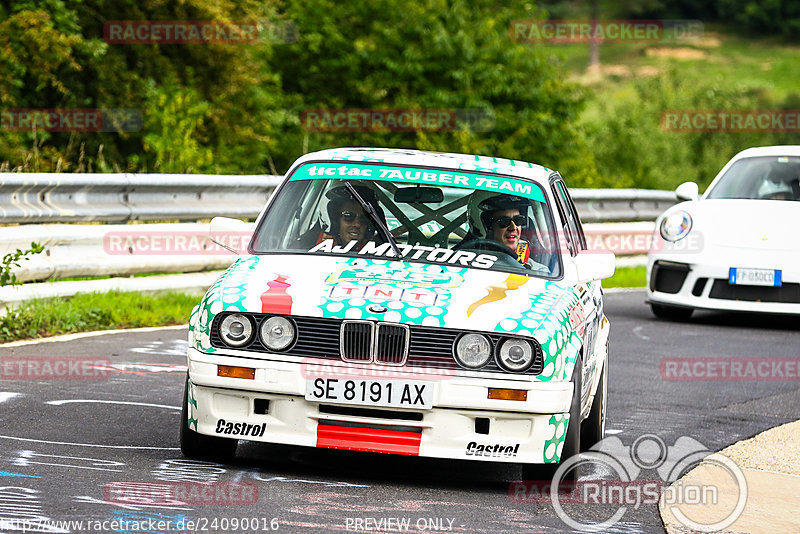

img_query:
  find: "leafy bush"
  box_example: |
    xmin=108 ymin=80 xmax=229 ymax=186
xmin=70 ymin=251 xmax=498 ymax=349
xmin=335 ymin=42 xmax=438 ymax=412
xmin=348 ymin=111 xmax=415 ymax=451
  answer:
xmin=0 ymin=242 xmax=44 ymax=287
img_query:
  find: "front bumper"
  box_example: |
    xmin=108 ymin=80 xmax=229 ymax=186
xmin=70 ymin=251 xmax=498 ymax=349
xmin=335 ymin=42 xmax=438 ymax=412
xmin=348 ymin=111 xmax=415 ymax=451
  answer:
xmin=187 ymin=348 xmax=573 ymax=464
xmin=646 ymin=247 xmax=800 ymax=315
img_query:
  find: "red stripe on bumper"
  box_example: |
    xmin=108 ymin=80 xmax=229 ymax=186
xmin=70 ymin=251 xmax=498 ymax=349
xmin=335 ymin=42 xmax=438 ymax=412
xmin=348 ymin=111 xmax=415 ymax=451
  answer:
xmin=316 ymin=424 xmax=421 ymax=456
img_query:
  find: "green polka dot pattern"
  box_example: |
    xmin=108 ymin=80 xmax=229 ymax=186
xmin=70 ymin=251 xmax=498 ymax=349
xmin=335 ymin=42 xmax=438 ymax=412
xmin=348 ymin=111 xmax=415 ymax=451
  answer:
xmin=187 ymin=379 xmax=198 ymax=431
xmin=543 ymin=413 xmax=569 ymax=463
xmin=191 ymin=256 xmax=260 ymax=353
xmin=493 ymin=282 xmax=583 ymax=381
xmin=319 ymin=258 xmax=466 ymax=327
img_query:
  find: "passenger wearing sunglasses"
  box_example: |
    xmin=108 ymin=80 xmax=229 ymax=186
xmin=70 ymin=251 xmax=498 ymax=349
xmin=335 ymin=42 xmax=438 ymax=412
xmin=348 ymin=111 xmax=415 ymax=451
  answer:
xmin=335 ymin=201 xmax=373 ymax=247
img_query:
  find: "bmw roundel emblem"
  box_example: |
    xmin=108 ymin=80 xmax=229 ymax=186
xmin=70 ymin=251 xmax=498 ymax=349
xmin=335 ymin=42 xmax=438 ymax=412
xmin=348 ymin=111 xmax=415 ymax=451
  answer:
xmin=368 ymin=304 xmax=388 ymax=314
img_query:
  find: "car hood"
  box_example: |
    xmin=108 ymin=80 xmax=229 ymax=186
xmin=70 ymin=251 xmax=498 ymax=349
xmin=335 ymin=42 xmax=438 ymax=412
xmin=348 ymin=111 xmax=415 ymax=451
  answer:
xmin=686 ymin=199 xmax=799 ymax=251
xmin=191 ymin=254 xmax=581 ymax=346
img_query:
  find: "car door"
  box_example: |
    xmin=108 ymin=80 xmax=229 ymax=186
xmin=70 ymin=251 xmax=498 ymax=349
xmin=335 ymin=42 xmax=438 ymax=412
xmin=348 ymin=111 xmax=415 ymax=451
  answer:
xmin=550 ymin=174 xmax=602 ymax=413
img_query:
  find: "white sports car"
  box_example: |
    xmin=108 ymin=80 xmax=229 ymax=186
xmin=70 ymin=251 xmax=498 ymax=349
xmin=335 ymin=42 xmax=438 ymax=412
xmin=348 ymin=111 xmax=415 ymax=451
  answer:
xmin=647 ymin=145 xmax=800 ymax=319
xmin=182 ymin=148 xmax=614 ymax=479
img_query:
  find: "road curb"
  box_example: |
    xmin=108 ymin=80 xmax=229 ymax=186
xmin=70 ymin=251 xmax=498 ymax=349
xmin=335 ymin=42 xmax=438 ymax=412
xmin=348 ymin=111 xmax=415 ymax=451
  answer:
xmin=659 ymin=419 xmax=800 ymax=533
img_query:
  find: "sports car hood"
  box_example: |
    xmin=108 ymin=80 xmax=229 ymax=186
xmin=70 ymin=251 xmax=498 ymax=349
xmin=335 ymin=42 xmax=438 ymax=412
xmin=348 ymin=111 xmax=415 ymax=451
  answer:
xmin=685 ymin=199 xmax=799 ymax=251
xmin=191 ymin=254 xmax=581 ymax=346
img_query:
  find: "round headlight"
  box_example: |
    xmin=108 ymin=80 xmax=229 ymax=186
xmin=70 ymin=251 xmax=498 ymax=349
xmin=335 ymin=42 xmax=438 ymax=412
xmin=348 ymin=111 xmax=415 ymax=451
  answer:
xmin=260 ymin=316 xmax=296 ymax=351
xmin=497 ymin=338 xmax=534 ymax=372
xmin=660 ymin=211 xmax=692 ymax=242
xmin=454 ymin=334 xmax=492 ymax=369
xmin=219 ymin=314 xmax=253 ymax=347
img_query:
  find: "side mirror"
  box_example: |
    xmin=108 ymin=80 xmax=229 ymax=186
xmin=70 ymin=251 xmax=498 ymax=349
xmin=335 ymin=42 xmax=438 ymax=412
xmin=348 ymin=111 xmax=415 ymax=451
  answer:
xmin=209 ymin=217 xmax=253 ymax=254
xmin=574 ymin=251 xmax=616 ymax=284
xmin=675 ymin=181 xmax=699 ymax=202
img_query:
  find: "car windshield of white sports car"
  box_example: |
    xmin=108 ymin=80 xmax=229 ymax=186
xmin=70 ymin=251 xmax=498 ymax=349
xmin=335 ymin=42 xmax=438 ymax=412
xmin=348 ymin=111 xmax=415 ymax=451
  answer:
xmin=251 ymin=162 xmax=561 ymax=277
xmin=707 ymin=156 xmax=800 ymax=201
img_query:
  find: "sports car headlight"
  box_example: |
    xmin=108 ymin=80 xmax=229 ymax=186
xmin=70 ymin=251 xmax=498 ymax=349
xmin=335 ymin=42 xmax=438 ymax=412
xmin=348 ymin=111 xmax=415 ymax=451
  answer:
xmin=260 ymin=316 xmax=296 ymax=351
xmin=454 ymin=334 xmax=492 ymax=369
xmin=219 ymin=314 xmax=254 ymax=347
xmin=660 ymin=211 xmax=692 ymax=242
xmin=497 ymin=338 xmax=534 ymax=372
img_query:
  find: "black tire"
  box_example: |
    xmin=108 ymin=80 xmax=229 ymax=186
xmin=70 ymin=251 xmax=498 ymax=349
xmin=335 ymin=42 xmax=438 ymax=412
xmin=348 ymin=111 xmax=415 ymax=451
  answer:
xmin=650 ymin=303 xmax=693 ymax=320
xmin=580 ymin=359 xmax=606 ymax=451
xmin=522 ymin=356 xmax=582 ymax=482
xmin=180 ymin=375 xmax=237 ymax=461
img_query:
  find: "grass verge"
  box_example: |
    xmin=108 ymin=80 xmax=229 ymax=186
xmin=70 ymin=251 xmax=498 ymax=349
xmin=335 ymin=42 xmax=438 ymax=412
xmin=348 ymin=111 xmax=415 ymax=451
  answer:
xmin=604 ymin=265 xmax=646 ymax=289
xmin=0 ymin=290 xmax=198 ymax=343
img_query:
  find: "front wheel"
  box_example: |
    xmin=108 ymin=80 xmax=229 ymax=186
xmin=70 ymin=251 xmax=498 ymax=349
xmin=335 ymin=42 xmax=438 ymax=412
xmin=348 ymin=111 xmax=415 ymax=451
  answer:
xmin=180 ymin=375 xmax=237 ymax=461
xmin=650 ymin=303 xmax=693 ymax=320
xmin=580 ymin=359 xmax=606 ymax=451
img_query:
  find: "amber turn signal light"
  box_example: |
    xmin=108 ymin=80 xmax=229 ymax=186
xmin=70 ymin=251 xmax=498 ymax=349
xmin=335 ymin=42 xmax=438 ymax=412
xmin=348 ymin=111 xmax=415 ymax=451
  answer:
xmin=217 ymin=365 xmax=255 ymax=379
xmin=487 ymin=388 xmax=527 ymax=401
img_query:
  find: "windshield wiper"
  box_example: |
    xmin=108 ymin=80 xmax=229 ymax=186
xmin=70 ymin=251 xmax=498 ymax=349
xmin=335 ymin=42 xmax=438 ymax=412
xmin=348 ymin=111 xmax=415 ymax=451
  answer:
xmin=344 ymin=181 xmax=404 ymax=259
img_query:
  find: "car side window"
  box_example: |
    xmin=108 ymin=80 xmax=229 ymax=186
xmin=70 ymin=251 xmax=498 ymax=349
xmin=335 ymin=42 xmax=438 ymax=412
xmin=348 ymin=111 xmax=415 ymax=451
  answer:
xmin=554 ymin=179 xmax=587 ymax=250
xmin=550 ymin=179 xmax=577 ymax=256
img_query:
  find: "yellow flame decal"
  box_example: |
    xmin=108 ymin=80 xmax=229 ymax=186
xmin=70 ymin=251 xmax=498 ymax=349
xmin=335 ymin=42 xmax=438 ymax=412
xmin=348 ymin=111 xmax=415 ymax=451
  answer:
xmin=467 ymin=274 xmax=529 ymax=317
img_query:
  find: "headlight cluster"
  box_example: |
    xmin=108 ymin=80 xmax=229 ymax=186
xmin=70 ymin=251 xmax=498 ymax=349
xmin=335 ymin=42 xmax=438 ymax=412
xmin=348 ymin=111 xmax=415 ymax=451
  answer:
xmin=660 ymin=210 xmax=693 ymax=242
xmin=218 ymin=313 xmax=296 ymax=351
xmin=453 ymin=333 xmax=538 ymax=373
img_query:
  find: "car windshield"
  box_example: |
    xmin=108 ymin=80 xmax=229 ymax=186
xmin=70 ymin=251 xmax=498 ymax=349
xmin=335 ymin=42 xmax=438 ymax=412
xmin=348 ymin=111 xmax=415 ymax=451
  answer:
xmin=251 ymin=162 xmax=561 ymax=277
xmin=707 ymin=156 xmax=800 ymax=201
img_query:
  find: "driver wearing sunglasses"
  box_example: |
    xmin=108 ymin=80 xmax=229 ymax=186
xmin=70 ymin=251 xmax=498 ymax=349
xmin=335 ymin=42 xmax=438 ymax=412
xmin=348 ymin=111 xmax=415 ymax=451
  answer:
xmin=489 ymin=210 xmax=528 ymax=252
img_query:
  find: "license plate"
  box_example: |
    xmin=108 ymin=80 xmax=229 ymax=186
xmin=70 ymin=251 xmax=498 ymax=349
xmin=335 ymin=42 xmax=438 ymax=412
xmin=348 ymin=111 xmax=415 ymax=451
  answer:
xmin=305 ymin=378 xmax=433 ymax=409
xmin=729 ymin=268 xmax=782 ymax=287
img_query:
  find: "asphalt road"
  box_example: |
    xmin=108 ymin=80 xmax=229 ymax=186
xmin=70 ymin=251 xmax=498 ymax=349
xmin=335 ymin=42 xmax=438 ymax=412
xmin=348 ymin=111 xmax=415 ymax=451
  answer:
xmin=0 ymin=290 xmax=798 ymax=534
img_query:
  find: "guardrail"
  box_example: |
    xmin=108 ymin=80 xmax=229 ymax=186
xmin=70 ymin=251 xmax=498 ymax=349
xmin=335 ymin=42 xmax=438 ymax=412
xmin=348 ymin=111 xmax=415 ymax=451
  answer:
xmin=0 ymin=173 xmax=281 ymax=223
xmin=0 ymin=173 xmax=678 ymax=223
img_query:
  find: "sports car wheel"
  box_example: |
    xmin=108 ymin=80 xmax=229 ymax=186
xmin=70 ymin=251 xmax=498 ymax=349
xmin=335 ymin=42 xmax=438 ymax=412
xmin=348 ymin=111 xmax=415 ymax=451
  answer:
xmin=180 ymin=375 xmax=237 ymax=461
xmin=580 ymin=358 xmax=606 ymax=451
xmin=521 ymin=356 xmax=582 ymax=482
xmin=650 ymin=303 xmax=693 ymax=320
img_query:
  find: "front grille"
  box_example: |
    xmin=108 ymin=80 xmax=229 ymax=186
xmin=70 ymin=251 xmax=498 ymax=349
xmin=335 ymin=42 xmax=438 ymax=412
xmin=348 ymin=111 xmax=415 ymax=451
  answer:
xmin=709 ymin=279 xmax=800 ymax=303
xmin=651 ymin=261 xmax=690 ymax=294
xmin=375 ymin=323 xmax=409 ymax=365
xmin=340 ymin=321 xmax=373 ymax=362
xmin=211 ymin=313 xmax=544 ymax=375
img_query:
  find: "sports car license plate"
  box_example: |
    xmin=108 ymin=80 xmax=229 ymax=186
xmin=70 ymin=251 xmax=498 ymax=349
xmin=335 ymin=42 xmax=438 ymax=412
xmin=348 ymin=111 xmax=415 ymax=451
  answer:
xmin=729 ymin=267 xmax=782 ymax=287
xmin=305 ymin=378 xmax=433 ymax=409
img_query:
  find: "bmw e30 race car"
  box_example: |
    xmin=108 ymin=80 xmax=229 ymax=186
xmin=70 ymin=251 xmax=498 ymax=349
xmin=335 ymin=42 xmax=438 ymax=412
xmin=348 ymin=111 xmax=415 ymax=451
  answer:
xmin=181 ymin=148 xmax=615 ymax=478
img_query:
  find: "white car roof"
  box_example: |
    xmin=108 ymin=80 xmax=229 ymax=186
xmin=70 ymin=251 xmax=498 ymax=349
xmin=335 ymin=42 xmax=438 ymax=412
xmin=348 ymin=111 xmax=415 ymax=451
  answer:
xmin=730 ymin=145 xmax=800 ymax=161
xmin=288 ymin=147 xmax=555 ymax=183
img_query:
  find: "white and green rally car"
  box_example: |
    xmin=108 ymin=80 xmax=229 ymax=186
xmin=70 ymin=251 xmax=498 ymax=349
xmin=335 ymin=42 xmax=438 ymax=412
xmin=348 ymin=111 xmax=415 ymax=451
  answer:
xmin=182 ymin=148 xmax=614 ymax=478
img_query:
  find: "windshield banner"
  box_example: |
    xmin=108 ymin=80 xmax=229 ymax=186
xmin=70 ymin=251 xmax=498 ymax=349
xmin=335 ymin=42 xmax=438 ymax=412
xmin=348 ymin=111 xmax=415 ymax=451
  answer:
xmin=289 ymin=162 xmax=545 ymax=202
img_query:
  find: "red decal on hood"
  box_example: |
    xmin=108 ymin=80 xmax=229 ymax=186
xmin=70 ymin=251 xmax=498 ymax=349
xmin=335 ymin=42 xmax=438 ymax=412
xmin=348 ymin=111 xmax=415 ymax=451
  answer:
xmin=261 ymin=275 xmax=292 ymax=314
